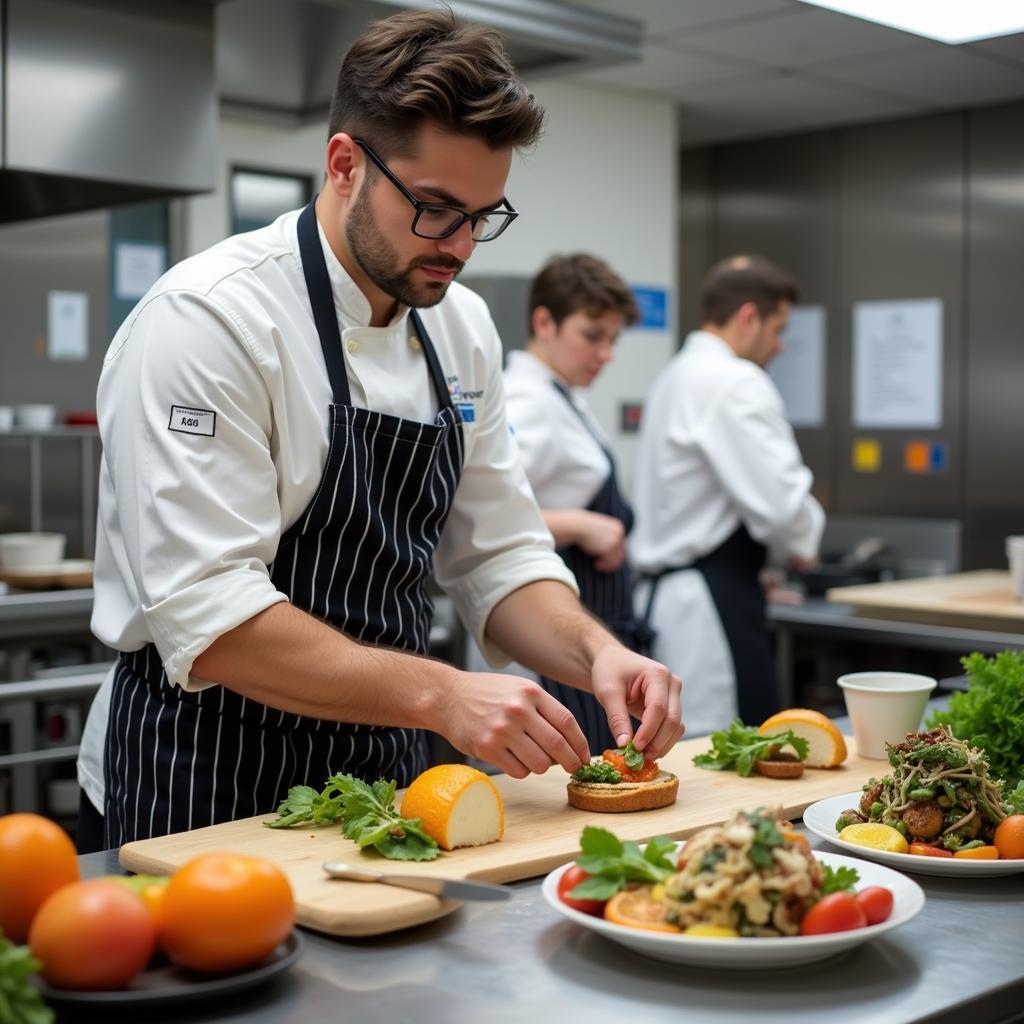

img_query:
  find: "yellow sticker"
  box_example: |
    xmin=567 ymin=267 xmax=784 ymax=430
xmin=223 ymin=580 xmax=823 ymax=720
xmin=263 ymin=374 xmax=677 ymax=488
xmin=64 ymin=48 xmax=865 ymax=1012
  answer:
xmin=852 ymin=439 xmax=881 ymax=473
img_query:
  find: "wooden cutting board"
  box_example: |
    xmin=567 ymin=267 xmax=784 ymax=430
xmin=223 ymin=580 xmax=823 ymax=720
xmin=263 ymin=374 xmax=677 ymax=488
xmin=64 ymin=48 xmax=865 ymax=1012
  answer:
xmin=120 ymin=734 xmax=880 ymax=937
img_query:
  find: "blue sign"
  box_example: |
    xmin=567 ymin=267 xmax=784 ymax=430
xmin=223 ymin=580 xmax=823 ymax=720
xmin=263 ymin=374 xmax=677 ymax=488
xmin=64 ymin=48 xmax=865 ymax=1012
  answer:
xmin=631 ymin=286 xmax=669 ymax=330
xmin=929 ymin=441 xmax=948 ymax=473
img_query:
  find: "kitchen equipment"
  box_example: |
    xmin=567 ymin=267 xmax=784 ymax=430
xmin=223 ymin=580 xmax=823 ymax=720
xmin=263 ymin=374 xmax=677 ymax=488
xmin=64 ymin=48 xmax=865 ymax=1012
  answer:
xmin=837 ymin=671 xmax=936 ymax=759
xmin=798 ymin=537 xmax=888 ymax=596
xmin=0 ymin=532 xmax=66 ymax=569
xmin=120 ymin=734 xmax=884 ymax=937
xmin=14 ymin=404 xmax=57 ymax=429
xmin=1006 ymin=536 xmax=1024 ymax=600
xmin=323 ymin=861 xmax=512 ymax=901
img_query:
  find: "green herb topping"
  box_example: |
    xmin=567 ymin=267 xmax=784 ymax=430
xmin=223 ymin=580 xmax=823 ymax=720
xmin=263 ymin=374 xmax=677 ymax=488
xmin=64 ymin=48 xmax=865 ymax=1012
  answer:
xmin=572 ymin=761 xmax=623 ymax=784
xmin=693 ymin=720 xmax=809 ymax=777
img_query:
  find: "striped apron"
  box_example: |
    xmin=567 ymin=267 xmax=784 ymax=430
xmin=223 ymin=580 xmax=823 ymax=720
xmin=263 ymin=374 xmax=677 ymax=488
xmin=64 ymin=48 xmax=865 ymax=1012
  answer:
xmin=538 ymin=381 xmax=651 ymax=752
xmin=102 ymin=200 xmax=465 ymax=846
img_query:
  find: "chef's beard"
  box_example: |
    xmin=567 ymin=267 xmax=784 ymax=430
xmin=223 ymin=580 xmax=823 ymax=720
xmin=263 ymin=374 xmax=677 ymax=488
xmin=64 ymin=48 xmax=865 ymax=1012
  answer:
xmin=346 ymin=187 xmax=463 ymax=309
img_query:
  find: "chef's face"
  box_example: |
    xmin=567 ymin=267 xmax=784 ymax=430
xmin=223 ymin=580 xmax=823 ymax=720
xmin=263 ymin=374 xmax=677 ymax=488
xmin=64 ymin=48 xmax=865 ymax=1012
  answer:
xmin=345 ymin=126 xmax=513 ymax=310
xmin=534 ymin=307 xmax=624 ymax=388
xmin=748 ymin=300 xmax=790 ymax=368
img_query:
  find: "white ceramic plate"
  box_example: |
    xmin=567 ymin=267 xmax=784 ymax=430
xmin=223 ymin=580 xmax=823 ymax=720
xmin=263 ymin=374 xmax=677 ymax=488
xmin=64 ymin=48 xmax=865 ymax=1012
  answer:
xmin=542 ymin=849 xmax=924 ymax=969
xmin=804 ymin=791 xmax=1024 ymax=877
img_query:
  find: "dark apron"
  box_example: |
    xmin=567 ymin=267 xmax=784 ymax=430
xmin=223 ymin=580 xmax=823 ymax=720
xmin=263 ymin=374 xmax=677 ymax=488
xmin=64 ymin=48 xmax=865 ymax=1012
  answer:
xmin=639 ymin=524 xmax=778 ymax=726
xmin=539 ymin=381 xmax=652 ymax=752
xmin=102 ymin=200 xmax=465 ymax=846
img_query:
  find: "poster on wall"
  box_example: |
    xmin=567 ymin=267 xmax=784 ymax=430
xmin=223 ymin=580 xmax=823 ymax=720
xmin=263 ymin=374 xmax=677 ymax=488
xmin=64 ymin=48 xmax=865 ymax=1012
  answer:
xmin=47 ymin=290 xmax=89 ymax=361
xmin=852 ymin=298 xmax=943 ymax=429
xmin=114 ymin=242 xmax=167 ymax=301
xmin=768 ymin=304 xmax=826 ymax=428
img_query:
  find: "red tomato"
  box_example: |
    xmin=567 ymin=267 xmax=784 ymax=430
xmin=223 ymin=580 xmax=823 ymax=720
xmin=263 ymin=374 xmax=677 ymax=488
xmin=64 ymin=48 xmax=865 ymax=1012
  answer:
xmin=908 ymin=842 xmax=953 ymax=858
xmin=799 ymin=892 xmax=867 ymax=936
xmin=601 ymin=750 xmax=660 ymax=783
xmin=160 ymin=852 xmax=294 ymax=973
xmin=855 ymin=886 xmax=894 ymax=925
xmin=28 ymin=880 xmax=157 ymax=990
xmin=0 ymin=813 xmax=79 ymax=943
xmin=557 ymin=865 xmax=606 ymax=915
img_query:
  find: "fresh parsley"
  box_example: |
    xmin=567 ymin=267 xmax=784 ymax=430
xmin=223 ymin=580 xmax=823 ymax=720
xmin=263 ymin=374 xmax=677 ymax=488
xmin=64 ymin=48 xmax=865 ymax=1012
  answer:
xmin=614 ymin=740 xmax=646 ymax=771
xmin=265 ymin=774 xmax=440 ymax=861
xmin=567 ymin=826 xmax=677 ymax=902
xmin=819 ymin=863 xmax=860 ymax=896
xmin=572 ymin=761 xmax=622 ymax=784
xmin=745 ymin=809 xmax=785 ymax=868
xmin=693 ymin=720 xmax=809 ymax=777
xmin=0 ymin=933 xmax=53 ymax=1024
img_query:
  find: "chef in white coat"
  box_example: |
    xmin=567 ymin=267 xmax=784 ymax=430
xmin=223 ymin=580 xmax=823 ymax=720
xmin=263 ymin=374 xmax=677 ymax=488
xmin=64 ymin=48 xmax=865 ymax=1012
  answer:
xmin=504 ymin=254 xmax=651 ymax=751
xmin=631 ymin=256 xmax=824 ymax=734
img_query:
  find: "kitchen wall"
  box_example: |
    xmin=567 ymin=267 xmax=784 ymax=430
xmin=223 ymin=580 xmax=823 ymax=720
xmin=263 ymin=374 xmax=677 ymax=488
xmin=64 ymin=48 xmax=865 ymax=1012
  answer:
xmin=680 ymin=100 xmax=1024 ymax=569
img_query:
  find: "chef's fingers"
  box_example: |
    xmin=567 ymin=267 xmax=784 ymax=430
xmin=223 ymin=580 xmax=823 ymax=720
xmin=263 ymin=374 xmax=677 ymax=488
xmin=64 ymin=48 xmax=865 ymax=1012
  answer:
xmin=505 ymin=730 xmax=563 ymax=776
xmin=598 ymin=685 xmax=635 ymax=750
xmin=535 ymin=691 xmax=591 ymax=770
xmin=484 ymin=749 xmax=535 ymax=780
xmin=643 ymin=674 xmax=685 ymax=759
xmin=630 ymin=667 xmax=681 ymax=755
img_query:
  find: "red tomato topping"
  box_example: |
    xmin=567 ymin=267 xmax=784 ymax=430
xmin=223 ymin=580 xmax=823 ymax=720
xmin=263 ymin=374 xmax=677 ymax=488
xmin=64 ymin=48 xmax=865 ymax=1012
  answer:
xmin=601 ymin=750 xmax=659 ymax=783
xmin=556 ymin=865 xmax=606 ymax=915
xmin=855 ymin=886 xmax=894 ymax=925
xmin=799 ymin=892 xmax=867 ymax=936
xmin=908 ymin=842 xmax=954 ymax=858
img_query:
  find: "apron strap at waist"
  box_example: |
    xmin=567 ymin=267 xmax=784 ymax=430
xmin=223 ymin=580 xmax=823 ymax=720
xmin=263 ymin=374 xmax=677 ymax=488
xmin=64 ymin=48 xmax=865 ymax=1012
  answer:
xmin=638 ymin=563 xmax=695 ymax=626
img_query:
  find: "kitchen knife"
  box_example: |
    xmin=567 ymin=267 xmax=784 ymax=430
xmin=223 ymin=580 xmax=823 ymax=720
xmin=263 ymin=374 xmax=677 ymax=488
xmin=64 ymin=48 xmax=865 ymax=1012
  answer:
xmin=322 ymin=861 xmax=512 ymax=901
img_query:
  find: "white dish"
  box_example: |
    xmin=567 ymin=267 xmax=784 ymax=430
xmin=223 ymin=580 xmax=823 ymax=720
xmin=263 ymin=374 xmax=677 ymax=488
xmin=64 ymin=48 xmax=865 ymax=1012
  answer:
xmin=0 ymin=532 xmax=66 ymax=569
xmin=803 ymin=791 xmax=1024 ymax=876
xmin=542 ymin=848 xmax=924 ymax=969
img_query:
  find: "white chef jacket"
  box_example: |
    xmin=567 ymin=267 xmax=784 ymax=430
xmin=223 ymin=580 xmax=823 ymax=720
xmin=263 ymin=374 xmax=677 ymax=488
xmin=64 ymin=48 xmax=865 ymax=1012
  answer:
xmin=78 ymin=208 xmax=576 ymax=810
xmin=503 ymin=349 xmax=610 ymax=508
xmin=630 ymin=330 xmax=824 ymax=734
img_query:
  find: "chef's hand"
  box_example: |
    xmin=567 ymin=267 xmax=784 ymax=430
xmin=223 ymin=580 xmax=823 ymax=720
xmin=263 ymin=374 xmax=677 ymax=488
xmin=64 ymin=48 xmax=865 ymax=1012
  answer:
xmin=442 ymin=672 xmax=591 ymax=779
xmin=576 ymin=511 xmax=627 ymax=572
xmin=790 ymin=555 xmax=819 ymax=575
xmin=589 ymin=646 xmax=684 ymax=759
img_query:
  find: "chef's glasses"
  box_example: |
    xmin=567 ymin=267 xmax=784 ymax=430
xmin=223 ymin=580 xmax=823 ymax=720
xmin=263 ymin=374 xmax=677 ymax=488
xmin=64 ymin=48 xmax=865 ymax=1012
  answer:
xmin=354 ymin=138 xmax=518 ymax=242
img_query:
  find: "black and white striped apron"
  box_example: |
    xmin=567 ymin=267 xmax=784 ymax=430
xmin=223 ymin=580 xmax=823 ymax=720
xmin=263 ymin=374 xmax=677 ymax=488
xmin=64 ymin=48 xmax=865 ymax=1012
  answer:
xmin=102 ymin=200 xmax=465 ymax=846
xmin=538 ymin=381 xmax=651 ymax=752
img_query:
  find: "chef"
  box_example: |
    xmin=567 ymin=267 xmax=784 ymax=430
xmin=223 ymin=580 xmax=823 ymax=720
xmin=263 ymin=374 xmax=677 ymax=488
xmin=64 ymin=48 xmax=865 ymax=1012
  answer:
xmin=74 ymin=9 xmax=682 ymax=852
xmin=504 ymin=254 xmax=652 ymax=750
xmin=631 ymin=256 xmax=823 ymax=734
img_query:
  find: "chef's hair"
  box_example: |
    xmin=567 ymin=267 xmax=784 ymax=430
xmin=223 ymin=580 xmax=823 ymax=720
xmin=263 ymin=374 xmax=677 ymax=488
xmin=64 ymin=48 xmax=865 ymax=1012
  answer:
xmin=529 ymin=254 xmax=640 ymax=330
xmin=699 ymin=256 xmax=799 ymax=326
xmin=329 ymin=7 xmax=544 ymax=157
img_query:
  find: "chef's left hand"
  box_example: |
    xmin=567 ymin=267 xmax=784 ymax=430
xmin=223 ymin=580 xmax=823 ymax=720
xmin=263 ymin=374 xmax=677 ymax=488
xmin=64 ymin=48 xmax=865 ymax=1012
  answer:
xmin=590 ymin=645 xmax=684 ymax=759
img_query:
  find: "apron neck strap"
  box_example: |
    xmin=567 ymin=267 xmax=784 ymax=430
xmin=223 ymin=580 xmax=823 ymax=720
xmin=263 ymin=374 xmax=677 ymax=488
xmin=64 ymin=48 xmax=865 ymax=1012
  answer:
xmin=552 ymin=379 xmax=614 ymax=466
xmin=410 ymin=309 xmax=455 ymax=412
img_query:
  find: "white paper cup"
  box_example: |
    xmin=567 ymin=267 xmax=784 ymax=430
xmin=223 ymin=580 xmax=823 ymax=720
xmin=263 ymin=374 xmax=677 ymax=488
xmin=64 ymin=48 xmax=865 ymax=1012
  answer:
xmin=1006 ymin=536 xmax=1024 ymax=600
xmin=838 ymin=671 xmax=937 ymax=760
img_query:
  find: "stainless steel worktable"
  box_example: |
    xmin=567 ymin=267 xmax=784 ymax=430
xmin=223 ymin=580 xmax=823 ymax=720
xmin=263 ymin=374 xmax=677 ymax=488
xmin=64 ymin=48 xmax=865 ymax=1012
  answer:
xmin=71 ymin=830 xmax=1024 ymax=1024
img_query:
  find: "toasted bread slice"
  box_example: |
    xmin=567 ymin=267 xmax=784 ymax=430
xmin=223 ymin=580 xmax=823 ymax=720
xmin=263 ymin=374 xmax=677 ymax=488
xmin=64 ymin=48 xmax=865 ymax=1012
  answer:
xmin=566 ymin=770 xmax=679 ymax=813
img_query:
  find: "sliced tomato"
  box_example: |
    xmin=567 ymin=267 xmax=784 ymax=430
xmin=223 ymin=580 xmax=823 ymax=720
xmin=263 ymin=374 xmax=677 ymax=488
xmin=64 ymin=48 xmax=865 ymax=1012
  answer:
xmin=601 ymin=750 xmax=659 ymax=783
xmin=953 ymin=846 xmax=999 ymax=860
xmin=557 ymin=865 xmax=606 ymax=915
xmin=855 ymin=886 xmax=894 ymax=925
xmin=908 ymin=842 xmax=953 ymax=858
xmin=799 ymin=893 xmax=867 ymax=936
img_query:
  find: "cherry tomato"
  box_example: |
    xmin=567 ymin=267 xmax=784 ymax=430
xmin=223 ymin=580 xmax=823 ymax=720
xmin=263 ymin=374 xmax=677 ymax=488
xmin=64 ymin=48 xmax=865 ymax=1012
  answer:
xmin=160 ymin=852 xmax=294 ymax=973
xmin=799 ymin=892 xmax=867 ymax=936
xmin=855 ymin=886 xmax=894 ymax=925
xmin=557 ymin=865 xmax=606 ymax=915
xmin=993 ymin=815 xmax=1024 ymax=859
xmin=0 ymin=813 xmax=79 ymax=943
xmin=908 ymin=842 xmax=953 ymax=858
xmin=28 ymin=880 xmax=156 ymax=990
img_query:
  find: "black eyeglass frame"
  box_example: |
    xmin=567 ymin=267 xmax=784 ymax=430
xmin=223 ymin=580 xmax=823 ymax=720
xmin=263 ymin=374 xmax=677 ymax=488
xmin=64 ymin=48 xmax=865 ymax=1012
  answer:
xmin=353 ymin=138 xmax=518 ymax=242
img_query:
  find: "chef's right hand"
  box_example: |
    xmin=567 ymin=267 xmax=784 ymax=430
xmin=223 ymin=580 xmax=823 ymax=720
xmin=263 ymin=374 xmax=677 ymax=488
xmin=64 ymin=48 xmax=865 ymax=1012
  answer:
xmin=576 ymin=511 xmax=627 ymax=572
xmin=441 ymin=672 xmax=590 ymax=779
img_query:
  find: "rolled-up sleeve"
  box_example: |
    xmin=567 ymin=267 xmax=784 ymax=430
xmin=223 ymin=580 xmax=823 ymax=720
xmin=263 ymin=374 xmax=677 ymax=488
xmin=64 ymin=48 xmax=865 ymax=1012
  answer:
xmin=98 ymin=290 xmax=288 ymax=689
xmin=433 ymin=324 xmax=578 ymax=667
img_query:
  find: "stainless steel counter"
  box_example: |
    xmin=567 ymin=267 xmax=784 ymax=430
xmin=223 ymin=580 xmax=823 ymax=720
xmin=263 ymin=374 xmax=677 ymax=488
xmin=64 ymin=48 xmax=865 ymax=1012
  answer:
xmin=73 ymin=828 xmax=1024 ymax=1024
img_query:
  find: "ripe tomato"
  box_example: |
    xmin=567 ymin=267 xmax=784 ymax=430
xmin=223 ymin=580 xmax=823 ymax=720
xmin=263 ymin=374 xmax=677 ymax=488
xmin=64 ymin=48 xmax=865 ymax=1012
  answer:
xmin=557 ymin=865 xmax=606 ymax=914
xmin=908 ymin=842 xmax=953 ymax=858
xmin=799 ymin=892 xmax=867 ymax=936
xmin=28 ymin=880 xmax=156 ymax=990
xmin=993 ymin=815 xmax=1024 ymax=860
xmin=160 ymin=852 xmax=294 ymax=973
xmin=601 ymin=750 xmax=659 ymax=783
xmin=0 ymin=813 xmax=79 ymax=943
xmin=855 ymin=886 xmax=894 ymax=925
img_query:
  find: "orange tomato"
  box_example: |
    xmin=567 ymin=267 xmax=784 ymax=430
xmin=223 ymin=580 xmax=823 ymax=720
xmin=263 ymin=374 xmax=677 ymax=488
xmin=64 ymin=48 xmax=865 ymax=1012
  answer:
xmin=782 ymin=830 xmax=810 ymax=848
xmin=953 ymin=845 xmax=999 ymax=860
xmin=907 ymin=842 xmax=953 ymax=858
xmin=159 ymin=852 xmax=294 ymax=973
xmin=0 ymin=813 xmax=79 ymax=943
xmin=993 ymin=815 xmax=1024 ymax=860
xmin=604 ymin=888 xmax=680 ymax=933
xmin=601 ymin=750 xmax=660 ymax=783
xmin=28 ymin=880 xmax=156 ymax=990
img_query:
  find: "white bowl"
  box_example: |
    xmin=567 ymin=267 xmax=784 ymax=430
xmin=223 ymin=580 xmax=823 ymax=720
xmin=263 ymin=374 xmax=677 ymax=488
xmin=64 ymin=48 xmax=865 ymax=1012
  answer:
xmin=15 ymin=404 xmax=57 ymax=429
xmin=0 ymin=532 xmax=67 ymax=569
xmin=838 ymin=671 xmax=936 ymax=760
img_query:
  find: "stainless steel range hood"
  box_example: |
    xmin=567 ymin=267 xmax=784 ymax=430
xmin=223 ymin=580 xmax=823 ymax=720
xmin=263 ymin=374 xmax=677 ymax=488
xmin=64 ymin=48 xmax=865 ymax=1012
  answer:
xmin=216 ymin=0 xmax=643 ymax=123
xmin=0 ymin=0 xmax=217 ymax=223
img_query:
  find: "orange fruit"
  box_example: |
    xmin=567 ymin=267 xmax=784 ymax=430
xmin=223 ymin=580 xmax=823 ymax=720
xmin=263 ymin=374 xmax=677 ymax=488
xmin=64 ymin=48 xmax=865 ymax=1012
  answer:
xmin=400 ymin=764 xmax=504 ymax=851
xmin=758 ymin=708 xmax=848 ymax=767
xmin=993 ymin=815 xmax=1024 ymax=860
xmin=604 ymin=888 xmax=679 ymax=933
xmin=782 ymin=830 xmax=810 ymax=849
xmin=953 ymin=846 xmax=999 ymax=860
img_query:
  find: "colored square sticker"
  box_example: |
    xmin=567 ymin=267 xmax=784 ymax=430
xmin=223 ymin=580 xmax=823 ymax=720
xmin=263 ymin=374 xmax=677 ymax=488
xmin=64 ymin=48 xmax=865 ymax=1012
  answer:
xmin=905 ymin=441 xmax=930 ymax=474
xmin=853 ymin=439 xmax=881 ymax=473
xmin=930 ymin=441 xmax=948 ymax=472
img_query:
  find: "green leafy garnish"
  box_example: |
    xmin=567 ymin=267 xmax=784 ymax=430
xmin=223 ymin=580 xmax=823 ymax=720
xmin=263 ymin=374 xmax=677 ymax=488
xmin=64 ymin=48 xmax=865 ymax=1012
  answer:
xmin=819 ymin=864 xmax=860 ymax=896
xmin=567 ymin=826 xmax=676 ymax=902
xmin=0 ymin=933 xmax=53 ymax=1024
xmin=572 ymin=761 xmax=622 ymax=784
xmin=265 ymin=774 xmax=439 ymax=861
xmin=1007 ymin=780 xmax=1024 ymax=815
xmin=693 ymin=720 xmax=809 ymax=777
xmin=613 ymin=740 xmax=645 ymax=771
xmin=745 ymin=809 xmax=785 ymax=868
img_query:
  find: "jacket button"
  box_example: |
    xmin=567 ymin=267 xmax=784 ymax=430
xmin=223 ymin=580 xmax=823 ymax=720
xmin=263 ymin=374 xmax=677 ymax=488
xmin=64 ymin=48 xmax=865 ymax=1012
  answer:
xmin=409 ymin=336 xmax=421 ymax=351
xmin=347 ymin=339 xmax=358 ymax=353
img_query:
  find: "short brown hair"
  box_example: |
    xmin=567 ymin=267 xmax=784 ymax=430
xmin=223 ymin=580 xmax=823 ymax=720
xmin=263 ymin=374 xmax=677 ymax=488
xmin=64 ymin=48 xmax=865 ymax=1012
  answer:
xmin=328 ymin=8 xmax=544 ymax=158
xmin=529 ymin=254 xmax=639 ymax=331
xmin=699 ymin=256 xmax=799 ymax=326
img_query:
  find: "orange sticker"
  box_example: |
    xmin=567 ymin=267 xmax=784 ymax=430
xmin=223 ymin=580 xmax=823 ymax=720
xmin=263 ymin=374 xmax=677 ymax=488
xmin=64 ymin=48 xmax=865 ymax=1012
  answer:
xmin=904 ymin=441 xmax=930 ymax=474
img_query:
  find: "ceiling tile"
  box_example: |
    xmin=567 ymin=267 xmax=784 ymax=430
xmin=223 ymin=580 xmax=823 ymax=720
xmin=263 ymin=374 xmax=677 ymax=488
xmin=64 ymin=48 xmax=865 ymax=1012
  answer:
xmin=567 ymin=0 xmax=797 ymax=38
xmin=579 ymin=41 xmax=761 ymax=94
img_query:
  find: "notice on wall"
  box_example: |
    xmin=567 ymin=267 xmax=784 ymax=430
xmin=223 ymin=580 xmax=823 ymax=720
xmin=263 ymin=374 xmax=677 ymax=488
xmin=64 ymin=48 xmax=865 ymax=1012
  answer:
xmin=853 ymin=298 xmax=943 ymax=429
xmin=768 ymin=304 xmax=826 ymax=428
xmin=114 ymin=242 xmax=166 ymax=301
xmin=47 ymin=290 xmax=89 ymax=361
